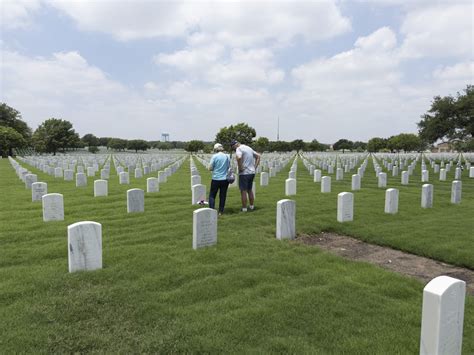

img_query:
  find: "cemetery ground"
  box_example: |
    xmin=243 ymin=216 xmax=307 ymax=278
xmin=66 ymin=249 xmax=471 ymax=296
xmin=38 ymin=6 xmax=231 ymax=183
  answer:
xmin=0 ymin=155 xmax=473 ymax=353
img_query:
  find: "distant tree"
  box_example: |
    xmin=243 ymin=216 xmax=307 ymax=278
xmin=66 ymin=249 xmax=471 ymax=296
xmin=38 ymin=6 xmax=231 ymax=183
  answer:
xmin=32 ymin=118 xmax=80 ymax=155
xmin=185 ymin=140 xmax=205 ymax=152
xmin=388 ymin=133 xmax=423 ymax=152
xmin=367 ymin=137 xmax=388 ymax=152
xmin=352 ymin=141 xmax=367 ymax=151
xmin=0 ymin=126 xmax=26 ymax=157
xmin=333 ymin=139 xmax=354 ymax=153
xmin=306 ymin=139 xmax=327 ymax=151
xmin=88 ymin=145 xmax=99 ymax=154
xmin=107 ymin=138 xmax=128 ymax=151
xmin=82 ymin=133 xmax=99 ymax=147
xmin=290 ymin=139 xmax=306 ymax=152
xmin=254 ymin=137 xmax=270 ymax=152
xmin=268 ymin=140 xmax=291 ymax=152
xmin=170 ymin=141 xmax=186 ymax=149
xmin=155 ymin=142 xmax=172 ymax=150
xmin=127 ymin=139 xmax=149 ymax=152
xmin=418 ymin=85 xmax=473 ymax=145
xmin=215 ymin=122 xmax=256 ymax=151
xmin=0 ymin=103 xmax=32 ymax=141
xmin=98 ymin=137 xmax=112 ymax=147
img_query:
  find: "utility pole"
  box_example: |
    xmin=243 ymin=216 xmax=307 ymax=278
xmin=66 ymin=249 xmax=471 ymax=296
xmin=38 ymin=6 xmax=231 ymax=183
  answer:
xmin=277 ymin=116 xmax=280 ymax=141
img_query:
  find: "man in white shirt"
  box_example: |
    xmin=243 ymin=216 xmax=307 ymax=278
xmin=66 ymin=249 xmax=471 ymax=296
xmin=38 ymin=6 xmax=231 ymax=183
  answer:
xmin=231 ymin=139 xmax=261 ymax=212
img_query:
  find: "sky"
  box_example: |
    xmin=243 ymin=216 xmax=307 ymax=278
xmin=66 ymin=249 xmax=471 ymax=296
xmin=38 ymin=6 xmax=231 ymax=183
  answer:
xmin=1 ymin=0 xmax=473 ymax=143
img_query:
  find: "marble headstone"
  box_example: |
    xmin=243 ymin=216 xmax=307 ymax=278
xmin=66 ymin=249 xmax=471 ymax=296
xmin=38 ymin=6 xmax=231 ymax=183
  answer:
xmin=32 ymin=182 xmax=47 ymax=202
xmin=68 ymin=221 xmax=102 ymax=273
xmin=421 ymin=184 xmax=434 ymax=208
xmin=384 ymin=188 xmax=399 ymax=214
xmin=276 ymin=199 xmax=296 ymax=240
xmin=321 ymin=176 xmax=331 ymax=193
xmin=127 ymin=188 xmax=144 ymax=213
xmin=285 ymin=178 xmax=296 ymax=196
xmin=147 ymin=177 xmax=159 ymax=193
xmin=94 ymin=180 xmax=108 ymax=197
xmin=451 ymin=180 xmax=462 ymax=204
xmin=192 ymin=184 xmax=206 ymax=205
xmin=42 ymin=193 xmax=64 ymax=222
xmin=192 ymin=208 xmax=217 ymax=250
xmin=337 ymin=192 xmax=353 ymax=222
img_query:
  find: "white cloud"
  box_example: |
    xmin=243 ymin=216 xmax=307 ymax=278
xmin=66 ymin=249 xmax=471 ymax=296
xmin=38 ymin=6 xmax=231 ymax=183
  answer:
xmin=0 ymin=0 xmax=41 ymax=29
xmin=154 ymin=44 xmax=225 ymax=72
xmin=399 ymin=3 xmax=473 ymax=59
xmin=433 ymin=62 xmax=474 ymax=81
xmin=47 ymin=0 xmax=351 ymax=45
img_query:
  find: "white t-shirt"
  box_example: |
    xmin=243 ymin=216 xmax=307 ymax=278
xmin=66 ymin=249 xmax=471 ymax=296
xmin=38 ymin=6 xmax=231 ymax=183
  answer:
xmin=236 ymin=144 xmax=257 ymax=175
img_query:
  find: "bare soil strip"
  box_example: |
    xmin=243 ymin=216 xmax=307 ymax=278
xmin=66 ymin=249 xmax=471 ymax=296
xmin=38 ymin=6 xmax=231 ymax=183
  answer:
xmin=297 ymin=233 xmax=474 ymax=296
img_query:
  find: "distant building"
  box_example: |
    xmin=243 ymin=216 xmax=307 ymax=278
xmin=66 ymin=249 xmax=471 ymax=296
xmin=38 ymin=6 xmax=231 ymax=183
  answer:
xmin=161 ymin=133 xmax=170 ymax=142
xmin=432 ymin=142 xmax=455 ymax=153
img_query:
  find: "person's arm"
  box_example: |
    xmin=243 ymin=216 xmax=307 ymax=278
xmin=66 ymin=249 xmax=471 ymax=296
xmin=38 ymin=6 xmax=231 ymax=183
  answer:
xmin=254 ymin=152 xmax=261 ymax=170
xmin=235 ymin=149 xmax=243 ymax=172
xmin=208 ymin=156 xmax=214 ymax=171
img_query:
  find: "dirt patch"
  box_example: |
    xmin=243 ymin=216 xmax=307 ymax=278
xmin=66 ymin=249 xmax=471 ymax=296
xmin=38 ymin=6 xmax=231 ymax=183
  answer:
xmin=297 ymin=233 xmax=474 ymax=296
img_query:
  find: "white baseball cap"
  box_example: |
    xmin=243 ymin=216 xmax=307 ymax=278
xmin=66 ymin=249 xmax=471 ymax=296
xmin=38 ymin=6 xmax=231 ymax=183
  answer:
xmin=213 ymin=143 xmax=223 ymax=151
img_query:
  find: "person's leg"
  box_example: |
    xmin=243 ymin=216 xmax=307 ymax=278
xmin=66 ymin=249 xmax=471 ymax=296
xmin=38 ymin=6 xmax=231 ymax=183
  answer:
xmin=208 ymin=180 xmax=218 ymax=210
xmin=218 ymin=181 xmax=229 ymax=213
xmin=248 ymin=174 xmax=255 ymax=208
xmin=238 ymin=174 xmax=248 ymax=211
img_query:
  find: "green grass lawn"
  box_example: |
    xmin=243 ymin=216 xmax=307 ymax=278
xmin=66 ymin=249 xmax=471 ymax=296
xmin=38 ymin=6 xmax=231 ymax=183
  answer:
xmin=0 ymin=155 xmax=472 ymax=353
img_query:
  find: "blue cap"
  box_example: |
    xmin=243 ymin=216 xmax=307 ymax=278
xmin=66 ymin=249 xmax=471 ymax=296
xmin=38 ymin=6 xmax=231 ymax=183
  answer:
xmin=230 ymin=139 xmax=239 ymax=147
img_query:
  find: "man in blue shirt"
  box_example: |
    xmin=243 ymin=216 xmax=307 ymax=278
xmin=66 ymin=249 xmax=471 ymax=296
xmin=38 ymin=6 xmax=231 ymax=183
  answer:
xmin=231 ymin=139 xmax=261 ymax=212
xmin=208 ymin=143 xmax=230 ymax=215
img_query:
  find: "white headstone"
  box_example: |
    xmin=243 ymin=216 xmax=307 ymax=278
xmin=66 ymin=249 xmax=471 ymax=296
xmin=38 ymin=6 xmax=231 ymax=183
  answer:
xmin=87 ymin=166 xmax=95 ymax=177
xmin=451 ymin=181 xmax=462 ymax=204
xmin=68 ymin=221 xmax=102 ymax=273
xmin=76 ymin=172 xmax=87 ymax=187
xmin=42 ymin=193 xmax=64 ymax=221
xmin=127 ymin=188 xmax=144 ymax=213
xmin=288 ymin=171 xmax=296 ymax=179
xmin=469 ymin=166 xmax=474 ymax=178
xmin=336 ymin=168 xmax=343 ymax=181
xmin=94 ymin=180 xmax=108 ymax=197
xmin=384 ymin=188 xmax=399 ymax=214
xmin=454 ymin=168 xmax=461 ymax=180
xmin=54 ymin=167 xmax=63 ymax=178
xmin=64 ymin=169 xmax=74 ymax=181
xmin=392 ymin=166 xmax=399 ymax=176
xmin=192 ymin=184 xmax=206 ymax=205
xmin=401 ymin=171 xmax=409 ymax=185
xmin=285 ymin=178 xmax=296 ymax=196
xmin=191 ymin=175 xmax=201 ymax=187
xmin=119 ymin=172 xmax=130 ymax=185
xmin=314 ymin=169 xmax=322 ymax=183
xmin=420 ymin=276 xmax=466 ymax=355
xmin=192 ymin=208 xmax=217 ymax=250
xmin=276 ymin=199 xmax=296 ymax=240
xmin=25 ymin=174 xmax=37 ymax=189
xmin=421 ymin=184 xmax=434 ymax=208
xmin=422 ymin=170 xmax=429 ymax=182
xmin=260 ymin=172 xmax=269 ymax=186
xmin=378 ymin=172 xmax=387 ymax=188
xmin=147 ymin=177 xmax=159 ymax=193
xmin=439 ymin=169 xmax=447 ymax=181
xmin=158 ymin=171 xmax=167 ymax=183
xmin=337 ymin=192 xmax=353 ymax=222
xmin=32 ymin=182 xmax=47 ymax=202
xmin=77 ymin=166 xmax=84 ymax=173
xmin=134 ymin=168 xmax=142 ymax=178
xmin=351 ymin=174 xmax=361 ymax=191
xmin=321 ymin=176 xmax=331 ymax=193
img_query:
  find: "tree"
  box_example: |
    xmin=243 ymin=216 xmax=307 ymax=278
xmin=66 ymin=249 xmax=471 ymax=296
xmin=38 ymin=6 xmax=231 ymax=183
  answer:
xmin=387 ymin=133 xmax=423 ymax=152
xmin=352 ymin=141 xmax=367 ymax=151
xmin=215 ymin=122 xmax=256 ymax=150
xmin=418 ymin=85 xmax=474 ymax=145
xmin=290 ymin=139 xmax=306 ymax=152
xmin=254 ymin=137 xmax=270 ymax=152
xmin=127 ymin=139 xmax=149 ymax=152
xmin=32 ymin=118 xmax=80 ymax=155
xmin=367 ymin=137 xmax=387 ymax=152
xmin=185 ymin=140 xmax=205 ymax=152
xmin=0 ymin=126 xmax=26 ymax=157
xmin=0 ymin=103 xmax=32 ymax=141
xmin=98 ymin=137 xmax=112 ymax=147
xmin=82 ymin=133 xmax=99 ymax=147
xmin=268 ymin=140 xmax=291 ymax=152
xmin=333 ymin=139 xmax=354 ymax=153
xmin=307 ymin=139 xmax=327 ymax=151
xmin=107 ymin=138 xmax=128 ymax=151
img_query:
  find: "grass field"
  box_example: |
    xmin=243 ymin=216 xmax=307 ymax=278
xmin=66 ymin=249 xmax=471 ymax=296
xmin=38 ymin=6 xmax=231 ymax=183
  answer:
xmin=0 ymin=154 xmax=472 ymax=353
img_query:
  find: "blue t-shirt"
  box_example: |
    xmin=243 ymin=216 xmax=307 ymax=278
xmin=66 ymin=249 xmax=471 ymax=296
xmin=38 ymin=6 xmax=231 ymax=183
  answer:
xmin=209 ymin=152 xmax=230 ymax=180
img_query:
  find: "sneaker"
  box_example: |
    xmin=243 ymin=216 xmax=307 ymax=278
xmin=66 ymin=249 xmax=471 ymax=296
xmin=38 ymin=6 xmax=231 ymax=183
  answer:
xmin=249 ymin=205 xmax=255 ymax=211
xmin=240 ymin=208 xmax=247 ymax=212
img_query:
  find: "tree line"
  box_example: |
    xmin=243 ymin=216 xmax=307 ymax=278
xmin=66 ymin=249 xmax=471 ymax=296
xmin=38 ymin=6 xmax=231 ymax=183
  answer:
xmin=1 ymin=85 xmax=472 ymax=157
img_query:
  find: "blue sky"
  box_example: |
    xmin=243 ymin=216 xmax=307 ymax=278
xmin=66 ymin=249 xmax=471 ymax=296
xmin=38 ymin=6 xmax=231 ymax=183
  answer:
xmin=1 ymin=0 xmax=472 ymax=143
